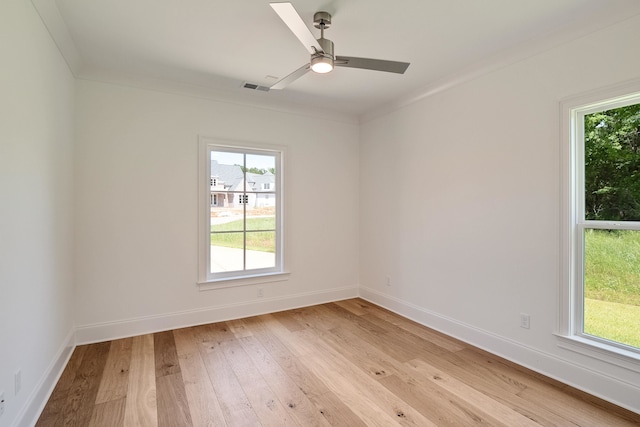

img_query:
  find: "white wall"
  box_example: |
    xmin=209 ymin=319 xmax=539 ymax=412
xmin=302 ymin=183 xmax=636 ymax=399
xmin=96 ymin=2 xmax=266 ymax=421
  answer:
xmin=73 ymin=81 xmax=360 ymax=342
xmin=359 ymin=15 xmax=640 ymax=412
xmin=0 ymin=1 xmax=76 ymax=426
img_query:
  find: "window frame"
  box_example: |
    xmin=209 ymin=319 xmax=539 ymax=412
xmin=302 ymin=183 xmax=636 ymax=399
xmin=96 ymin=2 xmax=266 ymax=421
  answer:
xmin=197 ymin=137 xmax=288 ymax=289
xmin=558 ymin=80 xmax=640 ymax=371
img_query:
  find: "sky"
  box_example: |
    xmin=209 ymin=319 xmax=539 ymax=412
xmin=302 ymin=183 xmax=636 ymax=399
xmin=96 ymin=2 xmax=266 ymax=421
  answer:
xmin=211 ymin=150 xmax=276 ymax=170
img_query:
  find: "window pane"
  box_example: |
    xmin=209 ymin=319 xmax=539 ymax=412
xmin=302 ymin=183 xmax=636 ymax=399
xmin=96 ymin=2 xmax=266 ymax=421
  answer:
xmin=211 ymin=212 xmax=244 ymax=232
xmin=244 ymin=153 xmax=276 ymax=233
xmin=246 ymin=153 xmax=276 ymax=175
xmin=584 ymin=229 xmax=640 ymax=348
xmin=584 ymin=104 xmax=640 ymax=221
xmin=210 ymin=231 xmax=245 ymax=273
xmin=246 ymin=231 xmax=276 ymax=270
xmin=246 ymin=201 xmax=276 ymax=231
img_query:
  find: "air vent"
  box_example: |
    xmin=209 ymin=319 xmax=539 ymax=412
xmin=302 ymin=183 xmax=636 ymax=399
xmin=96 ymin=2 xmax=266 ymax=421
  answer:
xmin=242 ymin=82 xmax=270 ymax=92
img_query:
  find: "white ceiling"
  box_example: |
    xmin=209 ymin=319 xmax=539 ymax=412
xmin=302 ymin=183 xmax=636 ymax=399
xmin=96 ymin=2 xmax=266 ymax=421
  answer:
xmin=33 ymin=0 xmax=640 ymax=120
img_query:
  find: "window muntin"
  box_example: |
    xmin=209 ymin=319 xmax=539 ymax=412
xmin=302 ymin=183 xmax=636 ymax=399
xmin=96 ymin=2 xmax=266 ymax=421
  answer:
xmin=565 ymin=90 xmax=640 ymax=357
xmin=199 ymin=139 xmax=284 ymax=285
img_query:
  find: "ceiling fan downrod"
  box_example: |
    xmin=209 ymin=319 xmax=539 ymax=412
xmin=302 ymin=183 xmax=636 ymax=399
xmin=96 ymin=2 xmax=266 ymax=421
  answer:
xmin=311 ymin=11 xmax=334 ymax=73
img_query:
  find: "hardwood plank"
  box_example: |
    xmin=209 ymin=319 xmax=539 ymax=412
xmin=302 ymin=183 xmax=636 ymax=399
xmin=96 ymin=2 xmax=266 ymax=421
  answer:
xmin=124 ymin=334 xmax=157 ymax=427
xmin=155 ymin=324 xmax=192 ymax=427
xmin=154 ymin=331 xmax=181 ymax=377
xmin=312 ymin=319 xmax=400 ymax=380
xmin=59 ymin=342 xmax=111 ymax=427
xmin=238 ymin=334 xmax=332 ymax=426
xmin=156 ymin=373 xmax=193 ymax=427
xmin=270 ymin=309 xmax=435 ymax=426
xmin=446 ymin=348 xmax=593 ymax=425
xmin=244 ymin=315 xmax=367 ymax=426
xmin=312 ymin=304 xmax=416 ymax=363
xmin=405 ymin=357 xmax=540 ymax=427
xmin=219 ymin=339 xmax=297 ymax=426
xmin=355 ymin=300 xmax=467 ymax=352
xmin=189 ymin=324 xmax=217 ymax=344
xmin=226 ymin=318 xmax=253 ymax=339
xmin=199 ymin=336 xmax=261 ymax=426
xmin=287 ymin=306 xmax=341 ymax=331
xmin=461 ymin=346 xmax=639 ymax=425
xmin=172 ymin=326 xmax=200 ymax=357
xmin=36 ymin=345 xmax=88 ymax=426
xmin=173 ymin=328 xmax=227 ymax=427
xmin=378 ymin=374 xmax=495 ymax=426
xmin=271 ymin=310 xmax=307 ymax=332
xmin=517 ymin=382 xmax=639 ymax=427
xmin=207 ymin=321 xmax=237 ymax=344
xmin=333 ymin=298 xmax=371 ymax=316
xmin=352 ymin=310 xmax=453 ymax=358
xmin=321 ymin=303 xmax=390 ymax=337
xmin=95 ymin=338 xmax=132 ymax=404
xmin=257 ymin=313 xmax=319 ymax=357
xmin=89 ymin=397 xmax=126 ymax=427
xmin=298 ymin=333 xmax=437 ymax=427
xmin=316 ymin=317 xmax=555 ymax=426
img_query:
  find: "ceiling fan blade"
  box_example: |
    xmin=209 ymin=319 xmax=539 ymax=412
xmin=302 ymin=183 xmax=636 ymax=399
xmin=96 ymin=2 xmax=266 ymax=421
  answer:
xmin=270 ymin=2 xmax=323 ymax=54
xmin=335 ymin=56 xmax=410 ymax=74
xmin=270 ymin=63 xmax=311 ymax=90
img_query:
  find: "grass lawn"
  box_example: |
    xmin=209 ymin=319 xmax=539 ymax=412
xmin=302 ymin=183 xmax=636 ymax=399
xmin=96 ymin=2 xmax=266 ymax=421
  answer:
xmin=584 ymin=298 xmax=640 ymax=348
xmin=211 ymin=217 xmax=275 ymax=252
xmin=584 ymin=229 xmax=640 ymax=348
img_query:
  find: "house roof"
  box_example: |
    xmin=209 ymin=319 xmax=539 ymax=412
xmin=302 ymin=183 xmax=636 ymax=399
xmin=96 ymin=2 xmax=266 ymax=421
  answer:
xmin=247 ymin=172 xmax=275 ymax=189
xmin=211 ymin=161 xmax=244 ymax=191
xmin=211 ymin=161 xmax=275 ymax=191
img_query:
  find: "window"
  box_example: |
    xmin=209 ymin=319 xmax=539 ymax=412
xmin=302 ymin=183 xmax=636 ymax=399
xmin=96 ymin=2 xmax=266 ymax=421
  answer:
xmin=560 ymin=81 xmax=640 ymax=367
xmin=198 ymin=137 xmax=287 ymax=287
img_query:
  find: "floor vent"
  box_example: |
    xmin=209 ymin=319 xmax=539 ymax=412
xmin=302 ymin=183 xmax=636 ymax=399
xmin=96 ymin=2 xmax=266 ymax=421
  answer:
xmin=242 ymin=82 xmax=271 ymax=92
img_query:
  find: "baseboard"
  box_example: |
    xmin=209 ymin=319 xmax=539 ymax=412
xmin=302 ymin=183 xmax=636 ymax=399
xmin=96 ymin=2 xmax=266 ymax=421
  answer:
xmin=76 ymin=285 xmax=359 ymax=345
xmin=358 ymin=286 xmax=640 ymax=415
xmin=13 ymin=328 xmax=75 ymax=427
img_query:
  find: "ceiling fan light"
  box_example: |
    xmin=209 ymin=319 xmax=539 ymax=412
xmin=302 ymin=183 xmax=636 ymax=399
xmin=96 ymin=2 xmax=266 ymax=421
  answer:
xmin=310 ymin=54 xmax=334 ymax=73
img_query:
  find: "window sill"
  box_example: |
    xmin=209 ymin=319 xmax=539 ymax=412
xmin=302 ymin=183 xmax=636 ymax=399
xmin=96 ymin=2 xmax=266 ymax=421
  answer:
xmin=197 ymin=271 xmax=290 ymax=291
xmin=555 ymin=333 xmax=640 ymax=374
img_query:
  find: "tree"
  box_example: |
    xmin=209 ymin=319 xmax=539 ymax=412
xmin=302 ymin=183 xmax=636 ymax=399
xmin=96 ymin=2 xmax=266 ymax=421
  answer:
xmin=236 ymin=165 xmax=269 ymax=175
xmin=584 ymin=104 xmax=640 ymax=221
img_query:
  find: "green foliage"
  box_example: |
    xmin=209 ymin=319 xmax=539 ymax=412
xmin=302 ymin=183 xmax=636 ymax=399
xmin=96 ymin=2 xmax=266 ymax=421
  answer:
xmin=236 ymin=165 xmax=276 ymax=175
xmin=584 ymin=103 xmax=640 ymax=220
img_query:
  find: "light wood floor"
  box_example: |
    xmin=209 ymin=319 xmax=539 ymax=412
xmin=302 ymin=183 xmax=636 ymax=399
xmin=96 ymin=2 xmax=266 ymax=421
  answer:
xmin=36 ymin=299 xmax=640 ymax=426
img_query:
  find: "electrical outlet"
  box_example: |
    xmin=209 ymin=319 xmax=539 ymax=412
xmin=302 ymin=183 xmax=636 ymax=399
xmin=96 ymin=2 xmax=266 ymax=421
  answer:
xmin=257 ymin=288 xmax=264 ymax=298
xmin=0 ymin=391 xmax=5 ymax=417
xmin=15 ymin=369 xmax=22 ymax=395
xmin=386 ymin=276 xmax=391 ymax=286
xmin=520 ymin=313 xmax=530 ymax=329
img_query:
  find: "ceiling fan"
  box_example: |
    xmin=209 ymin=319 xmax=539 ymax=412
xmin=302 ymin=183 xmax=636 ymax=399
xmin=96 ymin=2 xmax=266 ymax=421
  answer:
xmin=269 ymin=2 xmax=410 ymax=90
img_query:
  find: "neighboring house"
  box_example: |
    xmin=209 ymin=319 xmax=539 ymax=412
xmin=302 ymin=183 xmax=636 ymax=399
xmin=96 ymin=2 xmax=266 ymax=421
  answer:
xmin=210 ymin=160 xmax=276 ymax=208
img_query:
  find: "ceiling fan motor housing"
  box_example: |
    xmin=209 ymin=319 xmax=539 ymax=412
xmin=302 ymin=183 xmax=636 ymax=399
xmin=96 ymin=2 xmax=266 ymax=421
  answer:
xmin=313 ymin=11 xmax=331 ymax=29
xmin=311 ymin=37 xmax=334 ymax=73
xmin=317 ymin=37 xmax=334 ymax=58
